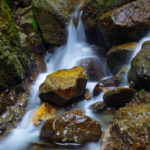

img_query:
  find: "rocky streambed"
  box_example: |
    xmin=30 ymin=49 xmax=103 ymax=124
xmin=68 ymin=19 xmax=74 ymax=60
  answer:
xmin=1 ymin=0 xmax=150 ymax=150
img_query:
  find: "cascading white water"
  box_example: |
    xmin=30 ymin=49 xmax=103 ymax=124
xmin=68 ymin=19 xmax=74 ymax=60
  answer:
xmin=130 ymin=32 xmax=150 ymax=64
xmin=122 ymin=32 xmax=150 ymax=84
xmin=0 ymin=7 xmax=106 ymax=150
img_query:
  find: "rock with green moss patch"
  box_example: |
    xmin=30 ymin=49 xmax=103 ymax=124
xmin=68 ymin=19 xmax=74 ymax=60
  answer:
xmin=128 ymin=41 xmax=150 ymax=91
xmin=103 ymin=87 xmax=136 ymax=108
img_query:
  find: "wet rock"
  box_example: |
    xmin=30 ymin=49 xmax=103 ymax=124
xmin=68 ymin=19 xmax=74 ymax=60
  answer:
xmin=0 ymin=105 xmax=26 ymax=135
xmin=76 ymin=57 xmax=106 ymax=81
xmin=129 ymin=90 xmax=150 ymax=105
xmin=103 ymin=87 xmax=136 ymax=108
xmin=93 ymin=77 xmax=119 ymax=96
xmin=102 ymin=104 xmax=150 ymax=150
xmin=84 ymin=89 xmax=91 ymax=100
xmin=32 ymin=103 xmax=56 ymax=126
xmin=15 ymin=0 xmax=31 ymax=8
xmin=128 ymin=41 xmax=150 ymax=91
xmin=107 ymin=42 xmax=137 ymax=74
xmin=0 ymin=55 xmax=45 ymax=135
xmin=115 ymin=65 xmax=129 ymax=84
xmin=39 ymin=66 xmax=87 ymax=106
xmin=40 ymin=109 xmax=101 ymax=145
xmin=32 ymin=0 xmax=131 ymax=46
xmin=89 ymin=102 xmax=107 ymax=112
xmin=99 ymin=0 xmax=150 ymax=48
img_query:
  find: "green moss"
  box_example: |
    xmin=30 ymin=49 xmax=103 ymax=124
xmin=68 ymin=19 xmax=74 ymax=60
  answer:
xmin=4 ymin=0 xmax=14 ymax=10
xmin=0 ymin=0 xmax=26 ymax=89
xmin=105 ymin=91 xmax=114 ymax=96
xmin=30 ymin=17 xmax=38 ymax=31
xmin=139 ymin=89 xmax=145 ymax=96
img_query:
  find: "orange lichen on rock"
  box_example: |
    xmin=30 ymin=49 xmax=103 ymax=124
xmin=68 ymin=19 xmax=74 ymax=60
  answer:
xmin=32 ymin=103 xmax=56 ymax=126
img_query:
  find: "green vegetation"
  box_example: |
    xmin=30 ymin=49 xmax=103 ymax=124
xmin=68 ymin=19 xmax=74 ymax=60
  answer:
xmin=30 ymin=18 xmax=38 ymax=31
xmin=139 ymin=89 xmax=145 ymax=95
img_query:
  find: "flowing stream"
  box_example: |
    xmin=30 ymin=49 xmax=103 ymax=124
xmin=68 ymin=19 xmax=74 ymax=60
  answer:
xmin=0 ymin=7 xmax=108 ymax=150
xmin=1 ymin=6 xmax=150 ymax=150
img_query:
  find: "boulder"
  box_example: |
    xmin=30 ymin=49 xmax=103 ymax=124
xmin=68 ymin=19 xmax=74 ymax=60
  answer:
xmin=32 ymin=103 xmax=56 ymax=126
xmin=93 ymin=77 xmax=119 ymax=96
xmin=32 ymin=0 xmax=132 ymax=46
xmin=99 ymin=0 xmax=150 ymax=48
xmin=40 ymin=109 xmax=101 ymax=145
xmin=128 ymin=41 xmax=150 ymax=91
xmin=101 ymin=104 xmax=150 ymax=150
xmin=39 ymin=66 xmax=87 ymax=106
xmin=103 ymin=87 xmax=136 ymax=108
xmin=107 ymin=42 xmax=137 ymax=74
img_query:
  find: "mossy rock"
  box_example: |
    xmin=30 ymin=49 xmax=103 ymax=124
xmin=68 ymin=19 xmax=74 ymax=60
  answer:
xmin=128 ymin=41 xmax=150 ymax=91
xmin=0 ymin=0 xmax=31 ymax=90
xmin=103 ymin=87 xmax=136 ymax=108
xmin=32 ymin=0 xmax=131 ymax=46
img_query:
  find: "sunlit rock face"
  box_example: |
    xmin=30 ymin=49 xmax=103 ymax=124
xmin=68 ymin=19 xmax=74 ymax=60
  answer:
xmin=39 ymin=66 xmax=87 ymax=106
xmin=32 ymin=103 xmax=56 ymax=126
xmin=128 ymin=41 xmax=150 ymax=91
xmin=40 ymin=109 xmax=101 ymax=145
xmin=107 ymin=42 xmax=137 ymax=74
xmin=99 ymin=0 xmax=150 ymax=48
xmin=103 ymin=87 xmax=136 ymax=108
xmin=101 ymin=103 xmax=150 ymax=150
xmin=32 ymin=0 xmax=131 ymax=46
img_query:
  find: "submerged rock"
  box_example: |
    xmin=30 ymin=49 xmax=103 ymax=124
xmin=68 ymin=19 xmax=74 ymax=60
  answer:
xmin=39 ymin=66 xmax=87 ymax=106
xmin=128 ymin=41 xmax=150 ymax=91
xmin=93 ymin=77 xmax=119 ymax=96
xmin=99 ymin=0 xmax=150 ymax=47
xmin=107 ymin=42 xmax=137 ymax=74
xmin=32 ymin=103 xmax=56 ymax=126
xmin=103 ymin=87 xmax=136 ymax=108
xmin=102 ymin=104 xmax=150 ymax=150
xmin=40 ymin=109 xmax=101 ymax=145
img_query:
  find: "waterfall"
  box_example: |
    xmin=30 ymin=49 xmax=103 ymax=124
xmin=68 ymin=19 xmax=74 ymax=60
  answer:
xmin=0 ymin=7 xmax=104 ymax=150
xmin=129 ymin=32 xmax=150 ymax=63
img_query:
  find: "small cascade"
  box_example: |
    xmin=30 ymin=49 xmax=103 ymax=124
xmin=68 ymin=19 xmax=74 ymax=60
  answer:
xmin=122 ymin=32 xmax=150 ymax=84
xmin=129 ymin=32 xmax=150 ymax=62
xmin=0 ymin=7 xmax=108 ymax=150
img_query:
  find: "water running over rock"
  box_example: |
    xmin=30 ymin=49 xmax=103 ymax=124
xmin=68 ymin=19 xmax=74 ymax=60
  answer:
xmin=0 ymin=7 xmax=107 ymax=150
